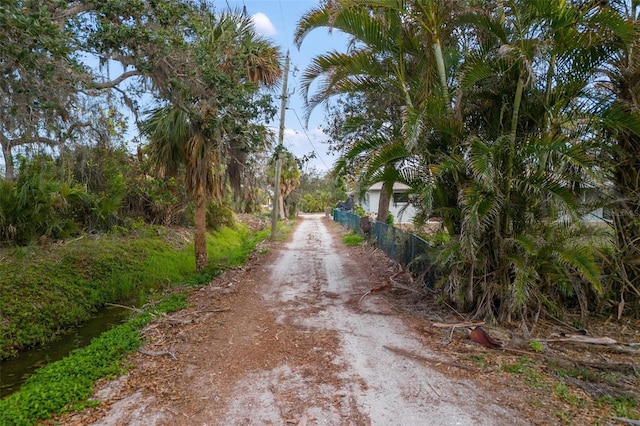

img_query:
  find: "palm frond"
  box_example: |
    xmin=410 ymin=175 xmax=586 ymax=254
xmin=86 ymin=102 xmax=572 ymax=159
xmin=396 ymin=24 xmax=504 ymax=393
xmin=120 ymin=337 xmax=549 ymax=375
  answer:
xmin=140 ymin=106 xmax=190 ymax=177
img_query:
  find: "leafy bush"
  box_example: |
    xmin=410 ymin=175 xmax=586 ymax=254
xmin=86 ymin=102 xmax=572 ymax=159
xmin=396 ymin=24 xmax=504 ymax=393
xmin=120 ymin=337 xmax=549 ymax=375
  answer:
xmin=385 ymin=212 xmax=394 ymax=225
xmin=0 ymin=147 xmax=195 ymax=247
xmin=206 ymin=202 xmax=235 ymax=230
xmin=0 ymin=157 xmax=88 ymax=245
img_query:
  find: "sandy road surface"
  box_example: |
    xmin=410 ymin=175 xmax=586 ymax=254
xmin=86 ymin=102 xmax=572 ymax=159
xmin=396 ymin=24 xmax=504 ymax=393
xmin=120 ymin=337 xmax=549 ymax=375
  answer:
xmin=239 ymin=214 xmax=517 ymax=425
xmin=65 ymin=213 xmax=522 ymax=425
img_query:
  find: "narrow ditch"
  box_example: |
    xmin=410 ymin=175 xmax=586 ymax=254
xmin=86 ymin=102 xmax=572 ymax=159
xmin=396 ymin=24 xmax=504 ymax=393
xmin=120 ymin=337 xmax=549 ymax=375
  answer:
xmin=0 ymin=305 xmax=131 ymax=398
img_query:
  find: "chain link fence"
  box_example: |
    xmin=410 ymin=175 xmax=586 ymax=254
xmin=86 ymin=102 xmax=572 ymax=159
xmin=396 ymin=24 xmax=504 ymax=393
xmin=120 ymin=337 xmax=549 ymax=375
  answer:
xmin=333 ymin=209 xmax=436 ymax=288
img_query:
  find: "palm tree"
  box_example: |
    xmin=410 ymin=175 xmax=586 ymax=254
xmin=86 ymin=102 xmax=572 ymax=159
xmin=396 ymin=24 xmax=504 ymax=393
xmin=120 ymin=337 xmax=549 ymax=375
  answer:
xmin=140 ymin=106 xmax=217 ymax=271
xmin=419 ymin=0 xmax=626 ymax=323
xmin=141 ymin=11 xmax=281 ymax=272
xmin=298 ymin=0 xmax=628 ymax=325
xmin=334 ymin=132 xmax=414 ymax=222
xmin=295 ymin=1 xmax=432 ymax=221
xmin=321 ymin=87 xmax=414 ymax=222
xmin=600 ymin=0 xmax=640 ymax=314
xmin=268 ymin=149 xmax=301 ymax=219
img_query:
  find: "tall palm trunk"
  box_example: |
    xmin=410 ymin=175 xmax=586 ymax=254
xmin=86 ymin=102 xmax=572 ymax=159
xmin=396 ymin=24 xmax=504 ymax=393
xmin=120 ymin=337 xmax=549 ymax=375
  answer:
xmin=612 ymin=97 xmax=640 ymax=313
xmin=279 ymin=186 xmax=286 ymax=220
xmin=504 ymin=73 xmax=525 ymax=228
xmin=194 ymin=196 xmax=208 ymax=272
xmin=1 ymin=142 xmax=14 ymax=181
xmin=499 ymin=72 xmax=525 ymax=322
xmin=605 ymin=4 xmax=640 ymax=314
xmin=612 ymin=155 xmax=640 ymax=309
xmin=377 ymin=180 xmax=393 ymax=223
xmin=433 ymin=41 xmax=450 ymax=109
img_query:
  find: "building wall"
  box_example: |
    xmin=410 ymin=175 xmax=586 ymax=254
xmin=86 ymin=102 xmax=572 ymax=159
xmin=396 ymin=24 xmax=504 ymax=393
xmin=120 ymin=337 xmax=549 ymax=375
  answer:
xmin=360 ymin=188 xmax=417 ymax=224
xmin=362 ymin=184 xmax=609 ymax=226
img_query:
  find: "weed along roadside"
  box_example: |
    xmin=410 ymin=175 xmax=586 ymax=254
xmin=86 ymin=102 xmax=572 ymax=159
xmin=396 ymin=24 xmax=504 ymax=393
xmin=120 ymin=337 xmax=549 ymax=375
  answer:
xmin=0 ymin=221 xmax=273 ymax=425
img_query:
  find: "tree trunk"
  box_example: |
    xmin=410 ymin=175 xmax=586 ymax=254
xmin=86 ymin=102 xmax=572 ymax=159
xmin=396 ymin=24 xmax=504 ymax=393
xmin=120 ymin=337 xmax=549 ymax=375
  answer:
xmin=433 ymin=41 xmax=450 ymax=110
xmin=613 ymin=132 xmax=640 ymax=314
xmin=1 ymin=141 xmax=14 ymax=181
xmin=194 ymin=197 xmax=208 ymax=272
xmin=377 ymin=181 xmax=392 ymax=223
xmin=279 ymin=189 xmax=286 ymax=220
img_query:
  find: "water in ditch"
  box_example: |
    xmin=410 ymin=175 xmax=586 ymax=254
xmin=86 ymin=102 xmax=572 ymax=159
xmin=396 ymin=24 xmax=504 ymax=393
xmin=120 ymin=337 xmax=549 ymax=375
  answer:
xmin=0 ymin=305 xmax=132 ymax=399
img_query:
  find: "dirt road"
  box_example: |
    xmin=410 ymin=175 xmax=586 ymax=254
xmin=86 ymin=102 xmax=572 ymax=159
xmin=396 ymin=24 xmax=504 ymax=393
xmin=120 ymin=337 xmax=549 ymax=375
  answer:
xmin=64 ymin=214 xmax=522 ymax=425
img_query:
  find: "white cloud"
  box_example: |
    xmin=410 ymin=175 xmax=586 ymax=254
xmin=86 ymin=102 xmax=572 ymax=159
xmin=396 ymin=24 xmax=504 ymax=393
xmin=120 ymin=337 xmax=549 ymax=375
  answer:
xmin=251 ymin=12 xmax=277 ymax=37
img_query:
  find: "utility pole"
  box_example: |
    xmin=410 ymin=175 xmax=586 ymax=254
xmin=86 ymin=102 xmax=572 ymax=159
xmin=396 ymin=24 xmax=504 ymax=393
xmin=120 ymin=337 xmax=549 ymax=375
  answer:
xmin=271 ymin=51 xmax=290 ymax=240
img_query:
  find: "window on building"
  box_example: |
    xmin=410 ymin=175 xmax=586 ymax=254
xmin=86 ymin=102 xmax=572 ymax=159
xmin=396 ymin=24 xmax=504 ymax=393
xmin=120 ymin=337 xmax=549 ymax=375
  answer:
xmin=393 ymin=192 xmax=409 ymax=203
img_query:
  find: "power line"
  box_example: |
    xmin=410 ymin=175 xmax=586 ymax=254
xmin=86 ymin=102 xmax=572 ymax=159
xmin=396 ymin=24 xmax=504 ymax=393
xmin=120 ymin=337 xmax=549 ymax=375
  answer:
xmin=290 ymin=108 xmax=330 ymax=170
xmin=278 ymin=0 xmax=289 ymax=48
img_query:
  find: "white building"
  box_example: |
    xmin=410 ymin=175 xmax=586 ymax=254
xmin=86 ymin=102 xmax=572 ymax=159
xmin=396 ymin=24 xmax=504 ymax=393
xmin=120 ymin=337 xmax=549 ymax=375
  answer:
xmin=360 ymin=182 xmax=417 ymax=224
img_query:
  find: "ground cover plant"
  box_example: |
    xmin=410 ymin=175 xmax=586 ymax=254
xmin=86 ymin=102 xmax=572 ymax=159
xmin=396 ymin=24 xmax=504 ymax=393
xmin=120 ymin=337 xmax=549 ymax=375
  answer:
xmin=342 ymin=231 xmax=365 ymax=246
xmin=0 ymin=218 xmax=272 ymax=424
xmin=0 ymin=222 xmax=269 ymax=359
xmin=0 ymin=294 xmax=188 ymax=426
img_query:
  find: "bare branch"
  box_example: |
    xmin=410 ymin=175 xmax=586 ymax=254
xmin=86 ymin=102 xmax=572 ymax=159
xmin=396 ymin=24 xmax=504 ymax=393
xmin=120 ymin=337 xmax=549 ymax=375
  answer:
xmin=13 ymin=136 xmax=60 ymax=147
xmin=67 ymin=120 xmax=93 ymax=134
xmin=113 ymin=86 xmax=140 ymax=120
xmin=91 ymin=70 xmax=144 ymax=89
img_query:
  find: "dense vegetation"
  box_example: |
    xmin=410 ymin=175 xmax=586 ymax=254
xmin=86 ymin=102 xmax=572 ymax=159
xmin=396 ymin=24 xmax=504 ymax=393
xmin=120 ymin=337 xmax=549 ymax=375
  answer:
xmin=0 ymin=0 xmax=320 ymax=267
xmin=0 ymin=0 xmax=340 ymax=377
xmin=0 ymin=221 xmax=269 ymax=360
xmin=289 ymin=169 xmax=349 ymax=214
xmin=1 ymin=2 xmax=638 ymax=421
xmin=297 ymin=0 xmax=640 ymax=324
xmin=0 ymin=221 xmax=272 ymax=424
xmin=2 ymin=0 xmax=639 ymax=340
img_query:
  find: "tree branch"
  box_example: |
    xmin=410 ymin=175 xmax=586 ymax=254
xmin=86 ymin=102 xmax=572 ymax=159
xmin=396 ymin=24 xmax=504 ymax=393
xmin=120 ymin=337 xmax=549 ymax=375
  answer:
xmin=52 ymin=3 xmax=95 ymax=24
xmin=113 ymin=86 xmax=140 ymax=120
xmin=67 ymin=120 xmax=93 ymax=135
xmin=13 ymin=136 xmax=60 ymax=148
xmin=91 ymin=70 xmax=144 ymax=89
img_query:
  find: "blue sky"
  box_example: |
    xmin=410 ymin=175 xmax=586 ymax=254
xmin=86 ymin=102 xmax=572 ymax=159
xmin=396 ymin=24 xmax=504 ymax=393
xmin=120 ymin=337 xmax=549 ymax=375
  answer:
xmin=223 ymin=0 xmax=351 ymax=173
xmin=0 ymin=2 xmax=347 ymax=176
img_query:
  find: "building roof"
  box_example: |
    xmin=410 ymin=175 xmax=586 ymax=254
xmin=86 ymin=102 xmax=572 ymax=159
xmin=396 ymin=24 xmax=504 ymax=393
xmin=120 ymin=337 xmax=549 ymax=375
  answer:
xmin=367 ymin=182 xmax=411 ymax=191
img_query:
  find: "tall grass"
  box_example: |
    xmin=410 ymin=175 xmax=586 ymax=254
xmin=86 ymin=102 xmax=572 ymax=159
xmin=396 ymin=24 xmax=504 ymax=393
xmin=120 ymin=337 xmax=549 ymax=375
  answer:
xmin=0 ymin=224 xmax=269 ymax=359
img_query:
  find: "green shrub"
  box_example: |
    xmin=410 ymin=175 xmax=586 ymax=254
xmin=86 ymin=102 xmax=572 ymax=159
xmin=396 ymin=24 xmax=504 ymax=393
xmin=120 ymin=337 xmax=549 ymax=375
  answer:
xmin=385 ymin=212 xmax=394 ymax=225
xmin=206 ymin=202 xmax=235 ymax=230
xmin=0 ymin=158 xmax=89 ymax=245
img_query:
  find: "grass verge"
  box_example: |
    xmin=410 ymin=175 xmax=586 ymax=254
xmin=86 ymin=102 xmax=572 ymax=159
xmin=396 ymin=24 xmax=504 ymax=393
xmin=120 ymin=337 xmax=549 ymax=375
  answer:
xmin=0 ymin=220 xmax=275 ymax=425
xmin=342 ymin=231 xmax=364 ymax=246
xmin=0 ymin=223 xmax=269 ymax=359
xmin=0 ymin=294 xmax=188 ymax=426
